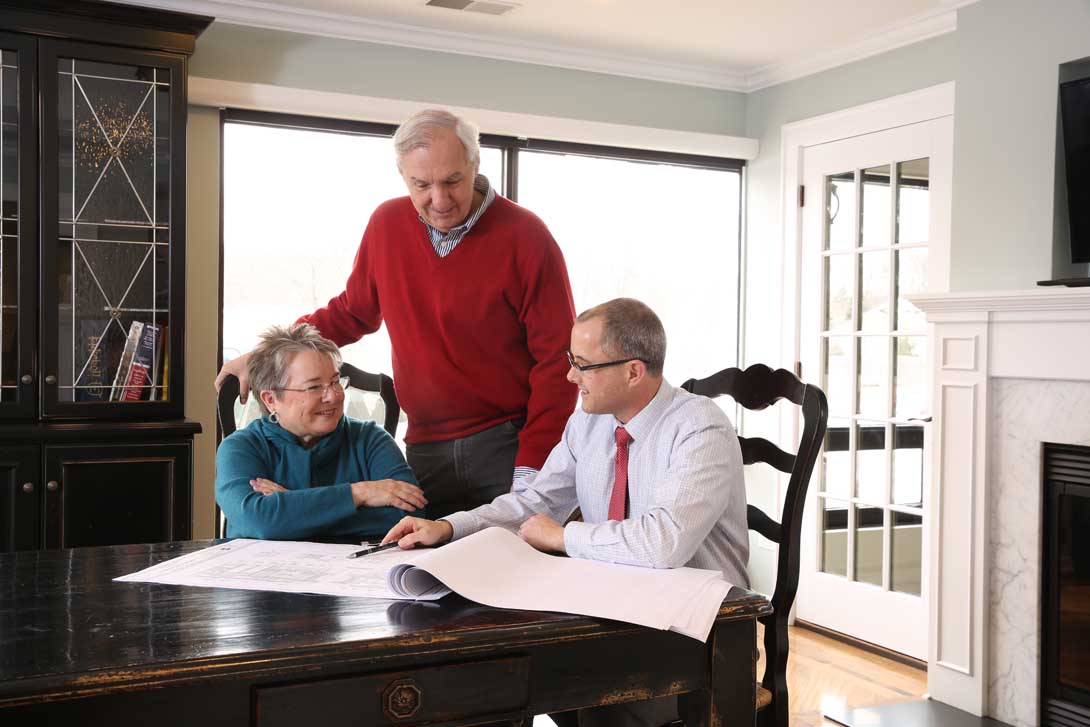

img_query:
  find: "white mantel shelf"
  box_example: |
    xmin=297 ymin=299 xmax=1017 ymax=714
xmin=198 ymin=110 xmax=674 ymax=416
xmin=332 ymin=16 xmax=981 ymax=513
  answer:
xmin=905 ymin=286 xmax=1090 ymax=724
xmin=910 ymin=286 xmax=1090 ymax=314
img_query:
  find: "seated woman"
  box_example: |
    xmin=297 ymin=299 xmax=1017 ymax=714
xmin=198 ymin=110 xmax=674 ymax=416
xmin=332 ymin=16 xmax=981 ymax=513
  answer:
xmin=216 ymin=323 xmax=426 ymax=542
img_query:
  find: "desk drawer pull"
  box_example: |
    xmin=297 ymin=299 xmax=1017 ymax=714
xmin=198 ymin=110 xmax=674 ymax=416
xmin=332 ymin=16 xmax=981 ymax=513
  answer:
xmin=383 ymin=678 xmax=423 ymax=721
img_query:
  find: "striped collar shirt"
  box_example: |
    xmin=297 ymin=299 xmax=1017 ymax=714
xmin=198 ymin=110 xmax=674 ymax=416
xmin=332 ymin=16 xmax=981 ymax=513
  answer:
xmin=443 ymin=381 xmax=750 ymax=587
xmin=421 ymin=174 xmax=496 ymax=258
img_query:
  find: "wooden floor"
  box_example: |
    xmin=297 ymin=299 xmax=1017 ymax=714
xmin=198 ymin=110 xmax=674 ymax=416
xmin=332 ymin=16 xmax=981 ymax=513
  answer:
xmin=760 ymin=624 xmax=927 ymax=727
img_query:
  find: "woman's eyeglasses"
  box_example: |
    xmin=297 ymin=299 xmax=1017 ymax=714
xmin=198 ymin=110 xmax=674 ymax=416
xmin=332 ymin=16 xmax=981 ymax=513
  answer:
xmin=276 ymin=376 xmax=350 ymax=397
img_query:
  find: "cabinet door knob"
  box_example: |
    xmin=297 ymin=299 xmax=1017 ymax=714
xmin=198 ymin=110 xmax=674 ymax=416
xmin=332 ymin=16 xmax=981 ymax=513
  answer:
xmin=20 ymin=374 xmax=32 ymax=385
xmin=46 ymin=480 xmax=59 ymax=491
xmin=44 ymin=374 xmax=57 ymax=385
xmin=21 ymin=482 xmax=34 ymax=493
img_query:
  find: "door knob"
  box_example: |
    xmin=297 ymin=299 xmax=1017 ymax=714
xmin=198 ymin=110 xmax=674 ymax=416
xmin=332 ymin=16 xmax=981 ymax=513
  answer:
xmin=20 ymin=374 xmax=32 ymax=384
xmin=44 ymin=374 xmax=57 ymax=385
xmin=46 ymin=480 xmax=58 ymax=491
xmin=21 ymin=482 xmax=33 ymax=493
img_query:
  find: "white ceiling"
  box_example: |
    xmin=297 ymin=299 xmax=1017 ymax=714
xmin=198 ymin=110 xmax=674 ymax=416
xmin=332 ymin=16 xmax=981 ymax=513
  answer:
xmin=128 ymin=0 xmax=977 ymax=90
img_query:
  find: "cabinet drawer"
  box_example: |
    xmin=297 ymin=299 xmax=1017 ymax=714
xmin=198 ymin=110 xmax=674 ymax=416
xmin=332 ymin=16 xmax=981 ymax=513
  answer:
xmin=254 ymin=656 xmax=530 ymax=727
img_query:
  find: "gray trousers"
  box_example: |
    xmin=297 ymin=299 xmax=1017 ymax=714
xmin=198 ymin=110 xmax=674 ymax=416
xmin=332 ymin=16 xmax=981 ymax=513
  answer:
xmin=406 ymin=418 xmax=523 ymax=520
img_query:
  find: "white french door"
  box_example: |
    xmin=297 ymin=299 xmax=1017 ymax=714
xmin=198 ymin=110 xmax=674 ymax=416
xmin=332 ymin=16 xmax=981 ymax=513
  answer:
xmin=795 ymin=117 xmax=952 ymax=660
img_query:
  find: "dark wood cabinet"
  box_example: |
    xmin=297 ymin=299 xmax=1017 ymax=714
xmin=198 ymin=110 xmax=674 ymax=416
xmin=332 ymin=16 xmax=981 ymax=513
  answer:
xmin=0 ymin=2 xmax=211 ymax=552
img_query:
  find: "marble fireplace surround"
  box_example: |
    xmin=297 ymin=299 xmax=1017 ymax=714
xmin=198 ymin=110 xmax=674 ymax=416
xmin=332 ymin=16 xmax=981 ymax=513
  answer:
xmin=910 ymin=288 xmax=1090 ymax=727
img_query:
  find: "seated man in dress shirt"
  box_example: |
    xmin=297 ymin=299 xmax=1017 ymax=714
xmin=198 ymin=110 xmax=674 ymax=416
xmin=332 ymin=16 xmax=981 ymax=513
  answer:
xmin=382 ymin=296 xmax=749 ymax=582
xmin=382 ymin=297 xmax=749 ymax=726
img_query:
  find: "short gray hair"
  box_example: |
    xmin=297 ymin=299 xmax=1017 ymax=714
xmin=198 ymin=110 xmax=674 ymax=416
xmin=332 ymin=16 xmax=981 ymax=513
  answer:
xmin=577 ymin=298 xmax=667 ymax=377
xmin=393 ymin=109 xmax=480 ymax=168
xmin=248 ymin=323 xmax=342 ymax=414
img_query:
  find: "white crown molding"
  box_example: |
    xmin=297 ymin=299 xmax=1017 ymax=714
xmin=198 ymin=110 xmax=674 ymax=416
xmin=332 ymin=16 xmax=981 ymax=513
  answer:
xmin=745 ymin=3 xmax=969 ymax=91
xmin=115 ymin=0 xmax=750 ymax=91
xmin=116 ymin=0 xmax=979 ymax=93
xmin=189 ymin=76 xmax=760 ymax=159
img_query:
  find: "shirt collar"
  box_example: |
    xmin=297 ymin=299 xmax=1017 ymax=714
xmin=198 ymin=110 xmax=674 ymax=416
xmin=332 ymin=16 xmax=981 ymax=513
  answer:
xmin=613 ymin=379 xmax=674 ymax=443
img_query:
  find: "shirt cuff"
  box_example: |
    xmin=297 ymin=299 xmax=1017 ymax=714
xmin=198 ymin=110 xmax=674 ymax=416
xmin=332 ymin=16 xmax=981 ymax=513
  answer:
xmin=562 ymin=521 xmax=593 ymax=558
xmin=512 ymin=466 xmax=538 ymax=485
xmin=441 ymin=511 xmax=479 ymax=541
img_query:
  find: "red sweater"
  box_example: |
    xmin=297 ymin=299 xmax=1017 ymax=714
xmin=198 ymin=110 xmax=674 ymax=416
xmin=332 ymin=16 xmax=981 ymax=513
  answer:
xmin=301 ymin=195 xmax=577 ymax=469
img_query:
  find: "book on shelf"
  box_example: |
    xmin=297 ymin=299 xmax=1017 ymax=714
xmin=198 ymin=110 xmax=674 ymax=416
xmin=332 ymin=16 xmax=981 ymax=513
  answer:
xmin=121 ymin=322 xmax=160 ymax=402
xmin=76 ymin=319 xmax=111 ymax=402
xmin=109 ymin=321 xmax=143 ymax=402
xmin=149 ymin=324 xmax=167 ymax=401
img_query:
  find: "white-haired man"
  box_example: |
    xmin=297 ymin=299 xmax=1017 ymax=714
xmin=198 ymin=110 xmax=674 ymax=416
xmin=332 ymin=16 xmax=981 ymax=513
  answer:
xmin=217 ymin=109 xmax=577 ymax=519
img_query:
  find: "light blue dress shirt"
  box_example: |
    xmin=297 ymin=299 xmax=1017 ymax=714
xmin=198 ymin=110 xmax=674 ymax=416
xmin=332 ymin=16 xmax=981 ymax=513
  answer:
xmin=443 ymin=381 xmax=750 ymax=587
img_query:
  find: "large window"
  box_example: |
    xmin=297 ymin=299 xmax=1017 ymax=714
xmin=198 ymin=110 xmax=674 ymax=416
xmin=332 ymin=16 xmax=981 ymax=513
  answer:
xmin=222 ymin=112 xmax=742 ymax=405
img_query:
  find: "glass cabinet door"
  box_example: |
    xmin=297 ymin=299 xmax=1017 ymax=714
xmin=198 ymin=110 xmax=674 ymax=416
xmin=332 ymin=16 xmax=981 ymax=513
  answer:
xmin=40 ymin=40 xmax=184 ymax=418
xmin=0 ymin=33 xmax=36 ymax=420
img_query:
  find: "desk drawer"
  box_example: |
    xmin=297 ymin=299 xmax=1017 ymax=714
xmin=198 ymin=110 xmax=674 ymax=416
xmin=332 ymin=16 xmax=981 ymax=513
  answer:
xmin=254 ymin=656 xmax=530 ymax=727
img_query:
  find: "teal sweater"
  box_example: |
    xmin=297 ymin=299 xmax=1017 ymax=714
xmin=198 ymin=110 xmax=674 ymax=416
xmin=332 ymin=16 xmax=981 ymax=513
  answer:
xmin=215 ymin=416 xmax=421 ymax=541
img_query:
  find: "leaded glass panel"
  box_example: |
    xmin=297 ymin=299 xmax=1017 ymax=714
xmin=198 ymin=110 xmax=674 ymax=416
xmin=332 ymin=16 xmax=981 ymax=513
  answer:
xmin=1 ymin=49 xmax=19 ymax=403
xmin=57 ymin=58 xmax=170 ymax=404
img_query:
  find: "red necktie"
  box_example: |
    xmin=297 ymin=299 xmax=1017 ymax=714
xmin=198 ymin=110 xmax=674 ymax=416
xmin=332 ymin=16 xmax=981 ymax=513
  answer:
xmin=608 ymin=427 xmax=633 ymax=521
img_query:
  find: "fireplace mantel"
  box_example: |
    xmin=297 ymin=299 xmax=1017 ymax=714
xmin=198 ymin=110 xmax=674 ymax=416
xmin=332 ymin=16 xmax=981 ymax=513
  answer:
xmin=906 ymin=287 xmax=1090 ymax=724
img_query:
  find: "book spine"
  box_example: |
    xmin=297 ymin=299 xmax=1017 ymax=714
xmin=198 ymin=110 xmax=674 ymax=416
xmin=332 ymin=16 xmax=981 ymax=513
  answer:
xmin=120 ymin=364 xmax=149 ymax=401
xmin=123 ymin=323 xmax=159 ymax=401
xmin=109 ymin=321 xmax=143 ymax=402
xmin=149 ymin=324 xmax=167 ymax=401
xmin=77 ymin=331 xmax=109 ymax=402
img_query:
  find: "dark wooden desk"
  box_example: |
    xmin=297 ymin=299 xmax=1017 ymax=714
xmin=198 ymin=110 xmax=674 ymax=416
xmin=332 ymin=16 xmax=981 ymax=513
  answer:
xmin=0 ymin=541 xmax=770 ymax=727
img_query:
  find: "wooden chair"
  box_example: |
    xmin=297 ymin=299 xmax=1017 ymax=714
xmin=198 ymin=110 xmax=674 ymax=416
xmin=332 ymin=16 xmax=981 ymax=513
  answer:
xmin=215 ymin=362 xmax=402 ymax=538
xmin=216 ymin=361 xmax=400 ymax=438
xmin=680 ymin=363 xmax=828 ymax=727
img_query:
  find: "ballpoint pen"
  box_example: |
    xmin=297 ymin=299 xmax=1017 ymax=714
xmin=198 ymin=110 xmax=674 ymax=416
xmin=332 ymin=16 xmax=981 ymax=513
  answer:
xmin=346 ymin=542 xmax=399 ymax=559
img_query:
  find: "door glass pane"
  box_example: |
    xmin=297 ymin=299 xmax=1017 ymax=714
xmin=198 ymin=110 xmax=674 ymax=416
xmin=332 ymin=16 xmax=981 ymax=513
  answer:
xmin=894 ymin=335 xmax=926 ymax=419
xmin=860 ymin=250 xmax=889 ymax=332
xmin=822 ymin=418 xmax=850 ymax=499
xmin=825 ymin=253 xmax=853 ymax=332
xmin=896 ymin=158 xmax=930 ymax=246
xmin=861 ymin=164 xmax=891 ymax=248
xmin=821 ymin=497 xmax=848 ymax=577
xmin=854 ymin=505 xmax=884 ymax=586
xmin=58 ymin=58 xmax=170 ymax=404
xmin=826 ymin=172 xmax=855 ymax=251
xmin=824 ymin=336 xmax=852 ymax=416
xmin=1 ymin=50 xmax=19 ymax=402
xmin=891 ymin=511 xmax=923 ymax=595
xmin=855 ymin=422 xmax=887 ymax=504
xmin=857 ymin=337 xmax=889 ymax=418
xmin=892 ymin=425 xmax=924 ymax=506
xmin=895 ymin=247 xmax=928 ymax=331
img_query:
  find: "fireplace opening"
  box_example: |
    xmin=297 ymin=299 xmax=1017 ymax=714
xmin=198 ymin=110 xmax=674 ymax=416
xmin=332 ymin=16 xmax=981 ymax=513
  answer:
xmin=1042 ymin=443 xmax=1090 ymax=727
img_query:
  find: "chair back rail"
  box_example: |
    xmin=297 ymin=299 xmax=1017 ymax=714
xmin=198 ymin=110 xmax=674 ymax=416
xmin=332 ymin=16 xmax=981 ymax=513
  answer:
xmin=681 ymin=363 xmax=828 ymax=727
xmin=217 ymin=362 xmax=400 ymax=438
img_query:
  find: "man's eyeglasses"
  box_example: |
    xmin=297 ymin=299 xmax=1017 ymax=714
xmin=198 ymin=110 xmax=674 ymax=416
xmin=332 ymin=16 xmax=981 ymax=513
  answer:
xmin=566 ymin=350 xmax=647 ymax=373
xmin=276 ymin=376 xmax=350 ymax=397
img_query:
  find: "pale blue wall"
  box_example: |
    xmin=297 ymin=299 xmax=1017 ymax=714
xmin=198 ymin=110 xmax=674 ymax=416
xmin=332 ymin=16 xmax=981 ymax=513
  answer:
xmin=951 ymin=0 xmax=1090 ymax=288
xmin=190 ymin=23 xmax=748 ymax=136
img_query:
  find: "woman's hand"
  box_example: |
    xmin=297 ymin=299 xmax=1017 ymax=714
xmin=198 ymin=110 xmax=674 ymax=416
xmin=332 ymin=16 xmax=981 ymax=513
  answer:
xmin=350 ymin=479 xmax=427 ymax=512
xmin=250 ymin=477 xmax=287 ymax=496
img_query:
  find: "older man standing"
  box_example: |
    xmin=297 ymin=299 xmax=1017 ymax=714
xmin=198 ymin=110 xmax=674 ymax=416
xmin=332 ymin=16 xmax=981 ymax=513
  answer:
xmin=217 ymin=109 xmax=577 ymax=518
xmin=382 ymin=297 xmax=749 ymax=726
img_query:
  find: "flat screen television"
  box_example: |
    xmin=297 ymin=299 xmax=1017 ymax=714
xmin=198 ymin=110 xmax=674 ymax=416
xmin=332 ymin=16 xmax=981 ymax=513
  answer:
xmin=1060 ymin=76 xmax=1090 ymax=265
